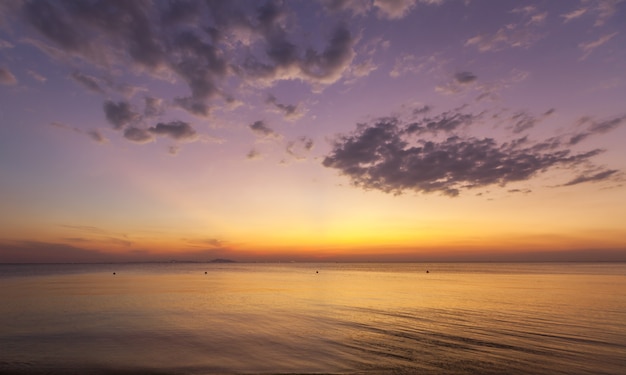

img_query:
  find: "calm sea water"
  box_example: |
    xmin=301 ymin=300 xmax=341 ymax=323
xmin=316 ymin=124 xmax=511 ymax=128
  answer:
xmin=1 ymin=262 xmax=625 ymax=374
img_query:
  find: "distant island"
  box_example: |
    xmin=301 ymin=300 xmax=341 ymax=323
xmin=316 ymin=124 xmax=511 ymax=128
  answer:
xmin=167 ymin=259 xmax=236 ymax=263
xmin=208 ymin=258 xmax=236 ymax=263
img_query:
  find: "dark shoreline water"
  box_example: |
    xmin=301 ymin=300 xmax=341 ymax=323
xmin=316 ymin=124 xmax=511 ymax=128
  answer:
xmin=1 ymin=263 xmax=625 ymax=374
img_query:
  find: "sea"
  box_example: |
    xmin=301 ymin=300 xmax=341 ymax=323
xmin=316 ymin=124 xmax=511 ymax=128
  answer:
xmin=1 ymin=262 xmax=625 ymax=374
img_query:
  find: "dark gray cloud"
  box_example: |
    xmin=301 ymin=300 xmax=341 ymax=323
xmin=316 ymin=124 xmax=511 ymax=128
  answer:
xmin=247 ymin=148 xmax=262 ymax=160
xmin=149 ymin=121 xmax=197 ymax=141
xmin=405 ymin=109 xmax=478 ymax=135
xmin=563 ymin=169 xmax=619 ymax=186
xmin=103 ymin=100 xmax=139 ymax=130
xmin=589 ymin=115 xmax=625 ymax=133
xmin=510 ymin=112 xmax=538 ymax=134
xmin=71 ymin=71 xmax=141 ymax=97
xmin=302 ymin=25 xmax=355 ymax=84
xmin=173 ymin=97 xmax=211 ymax=118
xmin=323 ymin=108 xmax=613 ymax=196
xmin=18 ymin=1 xmax=212 ymax=118
xmin=86 ymin=130 xmax=107 ymax=143
xmin=509 ymin=109 xmax=554 ymax=134
xmin=508 ymin=188 xmax=532 ymax=194
xmin=170 ymin=30 xmax=228 ymax=117
xmin=14 ymin=1 xmax=360 ymax=122
xmin=249 ymin=120 xmax=280 ymax=139
xmin=412 ymin=105 xmax=431 ymax=116
xmin=266 ymin=94 xmax=303 ymax=120
xmin=104 ymin=100 xmax=199 ymax=147
xmin=543 ymin=108 xmax=555 ymax=116
xmin=0 ymin=66 xmax=17 ymax=84
xmin=64 ymin=1 xmax=165 ymax=69
xmin=161 ymin=0 xmax=200 ymax=26
xmin=454 ymin=71 xmax=477 ymax=84
xmin=286 ymin=136 xmax=314 ymax=160
xmin=568 ymin=132 xmax=589 ymax=146
xmin=302 ymin=136 xmax=314 ymax=151
xmin=70 ymin=71 xmax=104 ymax=94
xmin=124 ymin=127 xmax=154 ymax=144
xmin=569 ymin=115 xmax=625 ymax=145
xmin=21 ymin=1 xmax=89 ymax=54
xmin=243 ymin=21 xmax=355 ymax=88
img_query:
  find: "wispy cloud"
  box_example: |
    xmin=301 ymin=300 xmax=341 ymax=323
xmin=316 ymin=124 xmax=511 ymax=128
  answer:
xmin=436 ymin=71 xmax=478 ymax=95
xmin=286 ymin=136 xmax=315 ymax=160
xmin=507 ymin=109 xmax=555 ymax=134
xmin=50 ymin=121 xmax=108 ymax=144
xmin=0 ymin=67 xmax=17 ymax=85
xmin=562 ymin=169 xmax=619 ymax=186
xmin=0 ymin=39 xmax=13 ymax=49
xmin=374 ymin=0 xmax=418 ymax=19
xmin=579 ymin=32 xmax=618 ymax=60
xmin=405 ymin=108 xmax=480 ymax=135
xmin=569 ymin=115 xmax=626 ymax=145
xmin=59 ymin=224 xmax=107 ymax=234
xmin=561 ymin=7 xmax=588 ymax=23
xmin=322 ymin=0 xmax=373 ymax=17
xmin=0 ymin=241 xmax=110 ymax=263
xmin=58 ymin=225 xmax=131 ymax=247
xmin=70 ymin=71 xmax=105 ymax=94
xmin=465 ymin=6 xmax=547 ymax=52
xmin=556 ymin=1 xmax=619 ymax=27
xmin=592 ymin=0 xmax=622 ymax=26
xmin=465 ymin=25 xmax=541 ymax=52
xmin=390 ymin=53 xmax=444 ymax=78
xmin=27 ymin=70 xmax=47 ymax=82
xmin=345 ymin=59 xmax=378 ymax=84
xmin=265 ymin=94 xmax=305 ymax=121
xmin=436 ymin=68 xmax=531 ymax=102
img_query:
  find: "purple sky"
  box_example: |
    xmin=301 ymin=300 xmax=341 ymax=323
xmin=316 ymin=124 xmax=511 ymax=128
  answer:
xmin=1 ymin=0 xmax=625 ymax=262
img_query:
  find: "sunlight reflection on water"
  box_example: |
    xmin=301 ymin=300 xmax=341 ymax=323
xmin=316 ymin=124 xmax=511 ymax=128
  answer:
xmin=1 ymin=263 xmax=625 ymax=374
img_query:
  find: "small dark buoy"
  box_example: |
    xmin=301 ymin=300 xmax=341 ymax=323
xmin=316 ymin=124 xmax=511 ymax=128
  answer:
xmin=316 ymin=270 xmax=318 ymax=274
xmin=113 ymin=272 xmax=116 ymax=275
xmin=205 ymin=271 xmax=207 ymax=274
xmin=426 ymin=270 xmax=429 ymax=274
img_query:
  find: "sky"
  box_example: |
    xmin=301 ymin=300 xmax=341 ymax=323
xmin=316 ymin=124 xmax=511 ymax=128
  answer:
xmin=1 ymin=0 xmax=625 ymax=263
